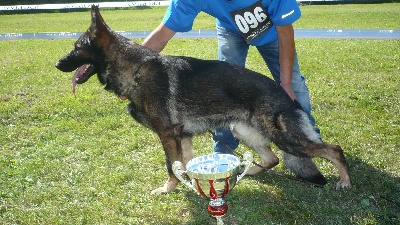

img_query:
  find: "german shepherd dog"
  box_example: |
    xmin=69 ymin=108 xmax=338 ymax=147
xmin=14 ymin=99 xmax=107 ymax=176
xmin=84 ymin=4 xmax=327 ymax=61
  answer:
xmin=56 ymin=6 xmax=351 ymax=193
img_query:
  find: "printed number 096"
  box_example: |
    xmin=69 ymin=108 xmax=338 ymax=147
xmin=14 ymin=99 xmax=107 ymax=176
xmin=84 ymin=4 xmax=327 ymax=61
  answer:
xmin=235 ymin=7 xmax=267 ymax=33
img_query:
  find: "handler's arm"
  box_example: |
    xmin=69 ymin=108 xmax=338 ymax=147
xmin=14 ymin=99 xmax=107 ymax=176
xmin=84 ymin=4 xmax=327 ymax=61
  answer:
xmin=276 ymin=24 xmax=296 ymax=101
xmin=142 ymin=23 xmax=176 ymax=52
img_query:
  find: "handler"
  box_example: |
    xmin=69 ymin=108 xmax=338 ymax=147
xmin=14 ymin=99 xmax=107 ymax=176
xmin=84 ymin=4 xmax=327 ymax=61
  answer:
xmin=142 ymin=0 xmax=321 ymax=154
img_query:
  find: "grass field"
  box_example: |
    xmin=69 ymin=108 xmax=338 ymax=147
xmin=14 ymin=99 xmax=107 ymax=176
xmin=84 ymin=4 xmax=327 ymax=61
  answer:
xmin=1 ymin=3 xmax=399 ymax=225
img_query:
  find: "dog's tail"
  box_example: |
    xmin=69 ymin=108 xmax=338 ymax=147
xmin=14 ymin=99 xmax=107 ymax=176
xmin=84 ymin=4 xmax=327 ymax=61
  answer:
xmin=283 ymin=153 xmax=327 ymax=185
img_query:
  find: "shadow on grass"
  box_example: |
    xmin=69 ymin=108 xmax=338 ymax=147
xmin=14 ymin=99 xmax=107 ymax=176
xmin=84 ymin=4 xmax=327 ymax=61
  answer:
xmin=177 ymin=156 xmax=399 ymax=225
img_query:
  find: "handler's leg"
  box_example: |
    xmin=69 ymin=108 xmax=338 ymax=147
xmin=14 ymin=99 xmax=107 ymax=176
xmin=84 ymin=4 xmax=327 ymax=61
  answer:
xmin=214 ymin=26 xmax=249 ymax=154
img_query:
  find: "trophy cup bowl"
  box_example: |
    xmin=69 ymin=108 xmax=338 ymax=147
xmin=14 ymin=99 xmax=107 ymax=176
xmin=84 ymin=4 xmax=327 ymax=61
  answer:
xmin=173 ymin=152 xmax=253 ymax=225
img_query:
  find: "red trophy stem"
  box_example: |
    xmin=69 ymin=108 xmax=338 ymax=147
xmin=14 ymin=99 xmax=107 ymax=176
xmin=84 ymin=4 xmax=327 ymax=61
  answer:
xmin=208 ymin=200 xmax=228 ymax=217
xmin=207 ymin=179 xmax=229 ymax=217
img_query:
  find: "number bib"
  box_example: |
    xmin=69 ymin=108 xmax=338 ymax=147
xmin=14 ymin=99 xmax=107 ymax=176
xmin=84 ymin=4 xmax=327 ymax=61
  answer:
xmin=230 ymin=1 xmax=273 ymax=44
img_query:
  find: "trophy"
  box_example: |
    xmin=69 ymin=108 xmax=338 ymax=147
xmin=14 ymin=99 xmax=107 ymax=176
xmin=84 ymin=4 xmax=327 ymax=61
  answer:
xmin=173 ymin=152 xmax=253 ymax=225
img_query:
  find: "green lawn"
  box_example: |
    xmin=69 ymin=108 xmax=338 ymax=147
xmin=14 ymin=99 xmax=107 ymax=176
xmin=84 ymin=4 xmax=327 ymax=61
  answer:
xmin=0 ymin=3 xmax=399 ymax=225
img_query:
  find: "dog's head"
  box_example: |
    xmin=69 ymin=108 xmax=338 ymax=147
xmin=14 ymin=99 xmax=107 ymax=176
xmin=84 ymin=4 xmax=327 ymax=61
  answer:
xmin=55 ymin=5 xmax=113 ymax=93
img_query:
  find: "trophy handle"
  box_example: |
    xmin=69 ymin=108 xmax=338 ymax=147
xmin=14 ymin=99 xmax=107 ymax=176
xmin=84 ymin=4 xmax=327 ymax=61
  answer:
xmin=236 ymin=151 xmax=253 ymax=182
xmin=172 ymin=161 xmax=198 ymax=193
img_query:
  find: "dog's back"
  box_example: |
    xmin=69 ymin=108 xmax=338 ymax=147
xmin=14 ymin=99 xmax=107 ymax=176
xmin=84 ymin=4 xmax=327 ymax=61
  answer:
xmin=156 ymin=56 xmax=300 ymax=133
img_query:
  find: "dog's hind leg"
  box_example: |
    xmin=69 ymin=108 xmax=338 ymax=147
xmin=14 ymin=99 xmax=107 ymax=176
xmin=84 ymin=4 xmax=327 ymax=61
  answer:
xmin=301 ymin=143 xmax=351 ymax=189
xmin=230 ymin=123 xmax=279 ymax=175
xmin=258 ymin=110 xmax=327 ymax=186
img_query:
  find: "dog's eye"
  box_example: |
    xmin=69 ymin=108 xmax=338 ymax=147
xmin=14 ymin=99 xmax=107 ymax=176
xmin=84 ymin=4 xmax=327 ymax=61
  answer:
xmin=76 ymin=43 xmax=82 ymax=48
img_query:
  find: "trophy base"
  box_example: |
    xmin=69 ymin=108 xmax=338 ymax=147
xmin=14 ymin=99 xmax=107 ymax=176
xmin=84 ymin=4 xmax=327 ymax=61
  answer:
xmin=208 ymin=198 xmax=228 ymax=225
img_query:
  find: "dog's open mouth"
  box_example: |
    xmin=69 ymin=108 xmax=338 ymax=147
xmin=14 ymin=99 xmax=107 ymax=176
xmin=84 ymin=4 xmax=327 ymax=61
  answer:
xmin=72 ymin=64 xmax=95 ymax=93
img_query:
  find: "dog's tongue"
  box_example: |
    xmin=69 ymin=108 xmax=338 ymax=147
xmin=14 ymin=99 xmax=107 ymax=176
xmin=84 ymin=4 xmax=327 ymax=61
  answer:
xmin=72 ymin=64 xmax=90 ymax=93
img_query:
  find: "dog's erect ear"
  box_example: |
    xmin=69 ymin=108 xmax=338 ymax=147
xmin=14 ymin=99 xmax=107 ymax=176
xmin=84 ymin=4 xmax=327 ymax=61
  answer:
xmin=89 ymin=5 xmax=111 ymax=47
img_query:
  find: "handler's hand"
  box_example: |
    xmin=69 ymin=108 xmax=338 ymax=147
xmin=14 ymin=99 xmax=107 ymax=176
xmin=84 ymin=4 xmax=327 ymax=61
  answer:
xmin=280 ymin=83 xmax=297 ymax=101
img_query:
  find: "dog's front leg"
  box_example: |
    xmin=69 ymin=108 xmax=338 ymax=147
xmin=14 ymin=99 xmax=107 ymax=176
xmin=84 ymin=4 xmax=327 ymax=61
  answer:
xmin=151 ymin=126 xmax=186 ymax=194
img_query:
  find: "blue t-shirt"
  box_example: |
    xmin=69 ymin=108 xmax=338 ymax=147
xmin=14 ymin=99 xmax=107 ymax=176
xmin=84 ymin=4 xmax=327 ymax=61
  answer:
xmin=162 ymin=0 xmax=301 ymax=46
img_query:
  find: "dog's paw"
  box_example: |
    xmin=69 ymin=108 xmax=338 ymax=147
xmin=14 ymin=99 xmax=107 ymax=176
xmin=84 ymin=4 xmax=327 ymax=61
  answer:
xmin=151 ymin=187 xmax=169 ymax=195
xmin=151 ymin=177 xmax=179 ymax=194
xmin=246 ymin=165 xmax=265 ymax=176
xmin=336 ymin=180 xmax=352 ymax=190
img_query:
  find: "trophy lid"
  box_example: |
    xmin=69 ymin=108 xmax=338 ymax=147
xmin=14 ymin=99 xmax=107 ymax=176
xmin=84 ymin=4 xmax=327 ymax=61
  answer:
xmin=186 ymin=154 xmax=241 ymax=179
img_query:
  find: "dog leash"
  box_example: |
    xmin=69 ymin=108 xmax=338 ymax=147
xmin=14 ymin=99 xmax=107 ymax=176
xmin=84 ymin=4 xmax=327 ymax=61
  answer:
xmin=207 ymin=130 xmax=325 ymax=188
